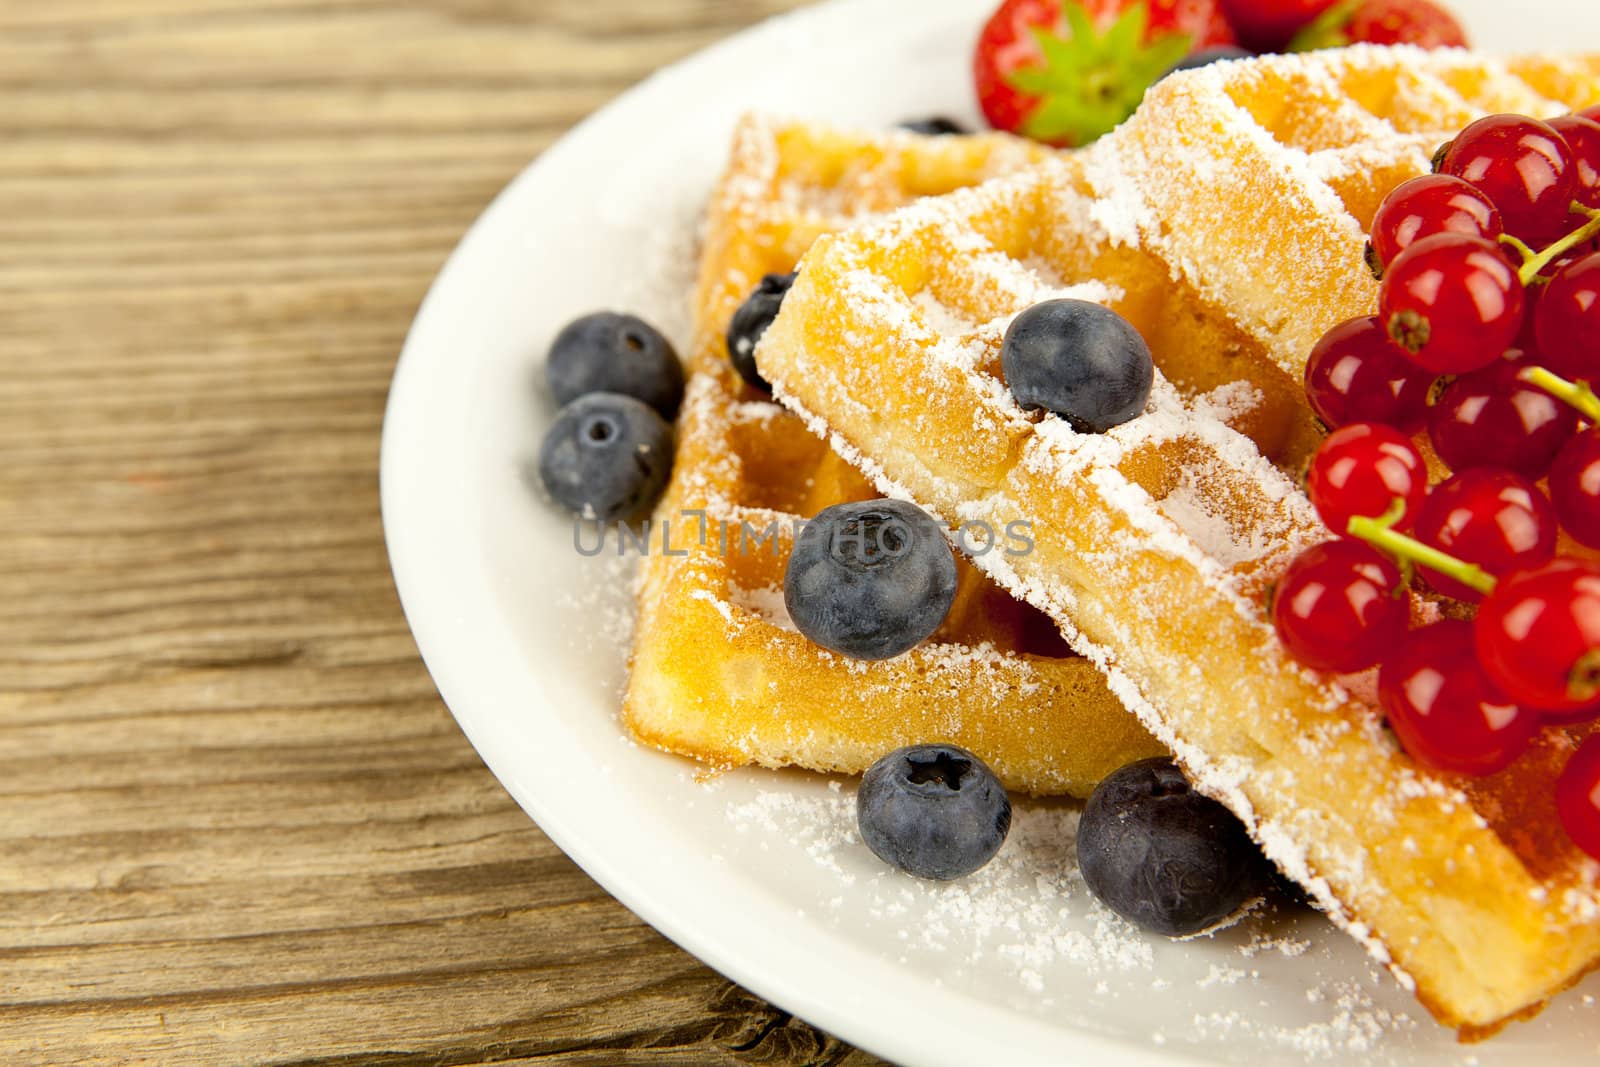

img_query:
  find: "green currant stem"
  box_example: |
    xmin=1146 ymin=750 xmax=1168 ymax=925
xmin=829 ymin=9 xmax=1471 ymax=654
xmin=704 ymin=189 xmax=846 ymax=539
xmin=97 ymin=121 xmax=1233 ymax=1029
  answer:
xmin=1505 ymin=202 xmax=1600 ymax=287
xmin=1500 ymin=232 xmax=1538 ymax=264
xmin=1345 ymin=498 xmax=1497 ymax=597
xmin=1519 ymin=365 xmax=1600 ymax=422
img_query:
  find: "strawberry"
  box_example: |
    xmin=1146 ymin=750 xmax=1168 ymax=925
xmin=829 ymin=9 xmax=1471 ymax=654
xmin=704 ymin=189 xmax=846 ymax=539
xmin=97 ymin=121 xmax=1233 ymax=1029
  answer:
xmin=1218 ymin=0 xmax=1339 ymax=52
xmin=975 ymin=0 xmax=1238 ymax=147
xmin=1289 ymin=0 xmax=1469 ymax=50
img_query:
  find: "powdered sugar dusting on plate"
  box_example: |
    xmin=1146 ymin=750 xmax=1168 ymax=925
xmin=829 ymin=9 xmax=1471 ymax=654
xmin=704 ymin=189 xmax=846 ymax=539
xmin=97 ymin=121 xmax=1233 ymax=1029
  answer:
xmin=724 ymin=783 xmax=1423 ymax=1059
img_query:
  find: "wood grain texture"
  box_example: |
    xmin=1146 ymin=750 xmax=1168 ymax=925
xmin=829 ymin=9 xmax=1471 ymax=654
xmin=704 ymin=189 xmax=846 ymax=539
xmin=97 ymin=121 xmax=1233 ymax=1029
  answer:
xmin=0 ymin=2 xmax=886 ymax=1063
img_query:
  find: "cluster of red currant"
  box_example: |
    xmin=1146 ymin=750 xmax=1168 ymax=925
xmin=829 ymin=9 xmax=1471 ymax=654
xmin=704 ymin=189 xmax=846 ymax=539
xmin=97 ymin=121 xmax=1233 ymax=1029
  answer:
xmin=1270 ymin=107 xmax=1600 ymax=859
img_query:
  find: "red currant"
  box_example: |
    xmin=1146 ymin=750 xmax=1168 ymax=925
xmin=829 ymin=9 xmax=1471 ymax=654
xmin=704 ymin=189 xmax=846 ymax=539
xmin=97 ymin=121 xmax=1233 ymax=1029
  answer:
xmin=1369 ymin=174 xmax=1503 ymax=271
xmin=1475 ymin=557 xmax=1600 ymax=713
xmin=1302 ymin=316 xmax=1433 ymax=431
xmin=1551 ymin=429 xmax=1600 ymax=550
xmin=1510 ymin=247 xmax=1587 ymax=351
xmin=1307 ymin=422 xmax=1428 ymax=535
xmin=1440 ymin=114 xmax=1579 ymax=245
xmin=1554 ymin=212 xmax=1600 ymax=254
xmin=1413 ymin=469 xmax=1558 ymax=602
xmin=1426 ymin=354 xmax=1579 ymax=478
xmin=1557 ymin=735 xmax=1600 ymax=860
xmin=1532 ymin=252 xmax=1600 ymax=383
xmin=1271 ymin=540 xmax=1409 ymax=674
xmin=1548 ymin=114 xmax=1600 ymax=209
xmin=1379 ymin=233 xmax=1526 ymax=375
xmin=1539 ymin=706 xmax=1600 ymax=727
xmin=1515 ymin=280 xmax=1544 ymax=351
xmin=1377 ymin=619 xmax=1538 ymax=776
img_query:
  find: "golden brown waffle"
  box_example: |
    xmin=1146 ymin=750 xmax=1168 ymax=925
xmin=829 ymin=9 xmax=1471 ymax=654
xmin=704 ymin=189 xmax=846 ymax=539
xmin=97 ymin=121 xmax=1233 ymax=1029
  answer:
xmin=620 ymin=116 xmax=1163 ymax=798
xmin=757 ymin=49 xmax=1600 ymax=1035
xmin=951 ymin=45 xmax=1600 ymax=469
xmin=1081 ymin=46 xmax=1600 ymax=466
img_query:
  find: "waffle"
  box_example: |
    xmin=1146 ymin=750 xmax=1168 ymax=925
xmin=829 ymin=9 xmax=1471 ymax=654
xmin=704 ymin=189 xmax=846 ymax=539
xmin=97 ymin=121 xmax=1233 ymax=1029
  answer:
xmin=756 ymin=48 xmax=1600 ymax=1034
xmin=620 ymin=116 xmax=1164 ymax=798
xmin=1082 ymin=46 xmax=1600 ymax=466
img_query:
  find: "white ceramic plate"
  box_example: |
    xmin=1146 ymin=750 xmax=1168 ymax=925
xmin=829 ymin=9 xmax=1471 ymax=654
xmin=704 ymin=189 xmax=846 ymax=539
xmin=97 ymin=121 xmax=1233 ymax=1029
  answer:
xmin=381 ymin=3 xmax=1600 ymax=1063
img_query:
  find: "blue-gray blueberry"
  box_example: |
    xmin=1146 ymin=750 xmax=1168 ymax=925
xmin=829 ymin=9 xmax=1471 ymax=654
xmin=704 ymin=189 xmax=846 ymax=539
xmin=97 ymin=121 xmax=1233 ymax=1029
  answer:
xmin=858 ymin=744 xmax=1011 ymax=880
xmin=1001 ymin=299 xmax=1153 ymax=433
xmin=726 ymin=272 xmax=797 ymax=390
xmin=537 ymin=392 xmax=672 ymax=522
xmin=783 ymin=499 xmax=957 ymax=660
xmin=1077 ymin=758 xmax=1266 ymax=936
xmin=546 ymin=311 xmax=683 ymax=417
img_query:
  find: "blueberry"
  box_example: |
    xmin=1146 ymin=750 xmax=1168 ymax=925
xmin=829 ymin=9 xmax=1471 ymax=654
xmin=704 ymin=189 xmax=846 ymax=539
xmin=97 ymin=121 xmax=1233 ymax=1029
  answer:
xmin=1267 ymin=862 xmax=1316 ymax=911
xmin=546 ymin=311 xmax=683 ymax=418
xmin=900 ymin=116 xmax=968 ymax=136
xmin=1158 ymin=46 xmax=1253 ymax=81
xmin=784 ymin=499 xmax=957 ymax=660
xmin=537 ymin=392 xmax=672 ymax=521
xmin=726 ymin=272 xmax=796 ymax=390
xmin=858 ymin=744 xmax=1011 ymax=880
xmin=1001 ymin=299 xmax=1153 ymax=433
xmin=1076 ymin=758 xmax=1266 ymax=937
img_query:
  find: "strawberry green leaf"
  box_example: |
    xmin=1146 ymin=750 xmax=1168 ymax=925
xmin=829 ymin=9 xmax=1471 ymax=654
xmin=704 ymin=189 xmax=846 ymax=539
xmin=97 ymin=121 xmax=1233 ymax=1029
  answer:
xmin=1132 ymin=31 xmax=1194 ymax=81
xmin=1024 ymin=92 xmax=1132 ymax=148
xmin=1032 ymin=26 xmax=1089 ymax=85
xmin=1006 ymin=65 xmax=1059 ymax=96
xmin=1104 ymin=3 xmax=1149 ymax=59
xmin=1001 ymin=0 xmax=1194 ymax=146
xmin=1061 ymin=1 xmax=1098 ymax=53
xmin=1288 ymin=0 xmax=1363 ymax=51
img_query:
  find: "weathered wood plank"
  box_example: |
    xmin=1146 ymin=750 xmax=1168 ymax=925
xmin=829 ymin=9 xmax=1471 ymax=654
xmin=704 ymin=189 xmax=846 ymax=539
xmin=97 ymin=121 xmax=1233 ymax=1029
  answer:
xmin=0 ymin=1 xmax=885 ymax=1063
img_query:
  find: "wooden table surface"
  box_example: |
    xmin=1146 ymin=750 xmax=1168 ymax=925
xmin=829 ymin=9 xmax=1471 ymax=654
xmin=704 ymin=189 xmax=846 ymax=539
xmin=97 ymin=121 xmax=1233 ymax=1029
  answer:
xmin=1 ymin=2 xmax=885 ymax=1063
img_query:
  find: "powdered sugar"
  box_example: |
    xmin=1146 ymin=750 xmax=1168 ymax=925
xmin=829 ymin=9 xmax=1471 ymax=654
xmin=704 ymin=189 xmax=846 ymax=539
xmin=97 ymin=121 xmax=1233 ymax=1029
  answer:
xmin=556 ymin=544 xmax=642 ymax=697
xmin=1157 ymin=470 xmax=1274 ymax=568
xmin=1191 ymin=992 xmax=1408 ymax=1058
xmin=912 ymin=289 xmax=975 ymax=339
xmin=724 ymin=781 xmax=1427 ymax=1059
xmin=728 ymin=582 xmax=795 ymax=631
xmin=1193 ymin=380 xmax=1264 ymax=425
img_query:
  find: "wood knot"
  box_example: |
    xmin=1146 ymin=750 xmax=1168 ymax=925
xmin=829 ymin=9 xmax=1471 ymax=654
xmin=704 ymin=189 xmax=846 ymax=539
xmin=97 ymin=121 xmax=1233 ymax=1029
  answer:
xmin=705 ymin=981 xmax=857 ymax=1065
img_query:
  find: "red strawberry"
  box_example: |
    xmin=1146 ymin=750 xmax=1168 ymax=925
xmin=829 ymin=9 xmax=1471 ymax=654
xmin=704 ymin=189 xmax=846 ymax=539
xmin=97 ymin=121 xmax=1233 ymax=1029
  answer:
xmin=1146 ymin=0 xmax=1239 ymax=45
xmin=1290 ymin=0 xmax=1469 ymax=50
xmin=1219 ymin=0 xmax=1339 ymax=52
xmin=975 ymin=0 xmax=1238 ymax=147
